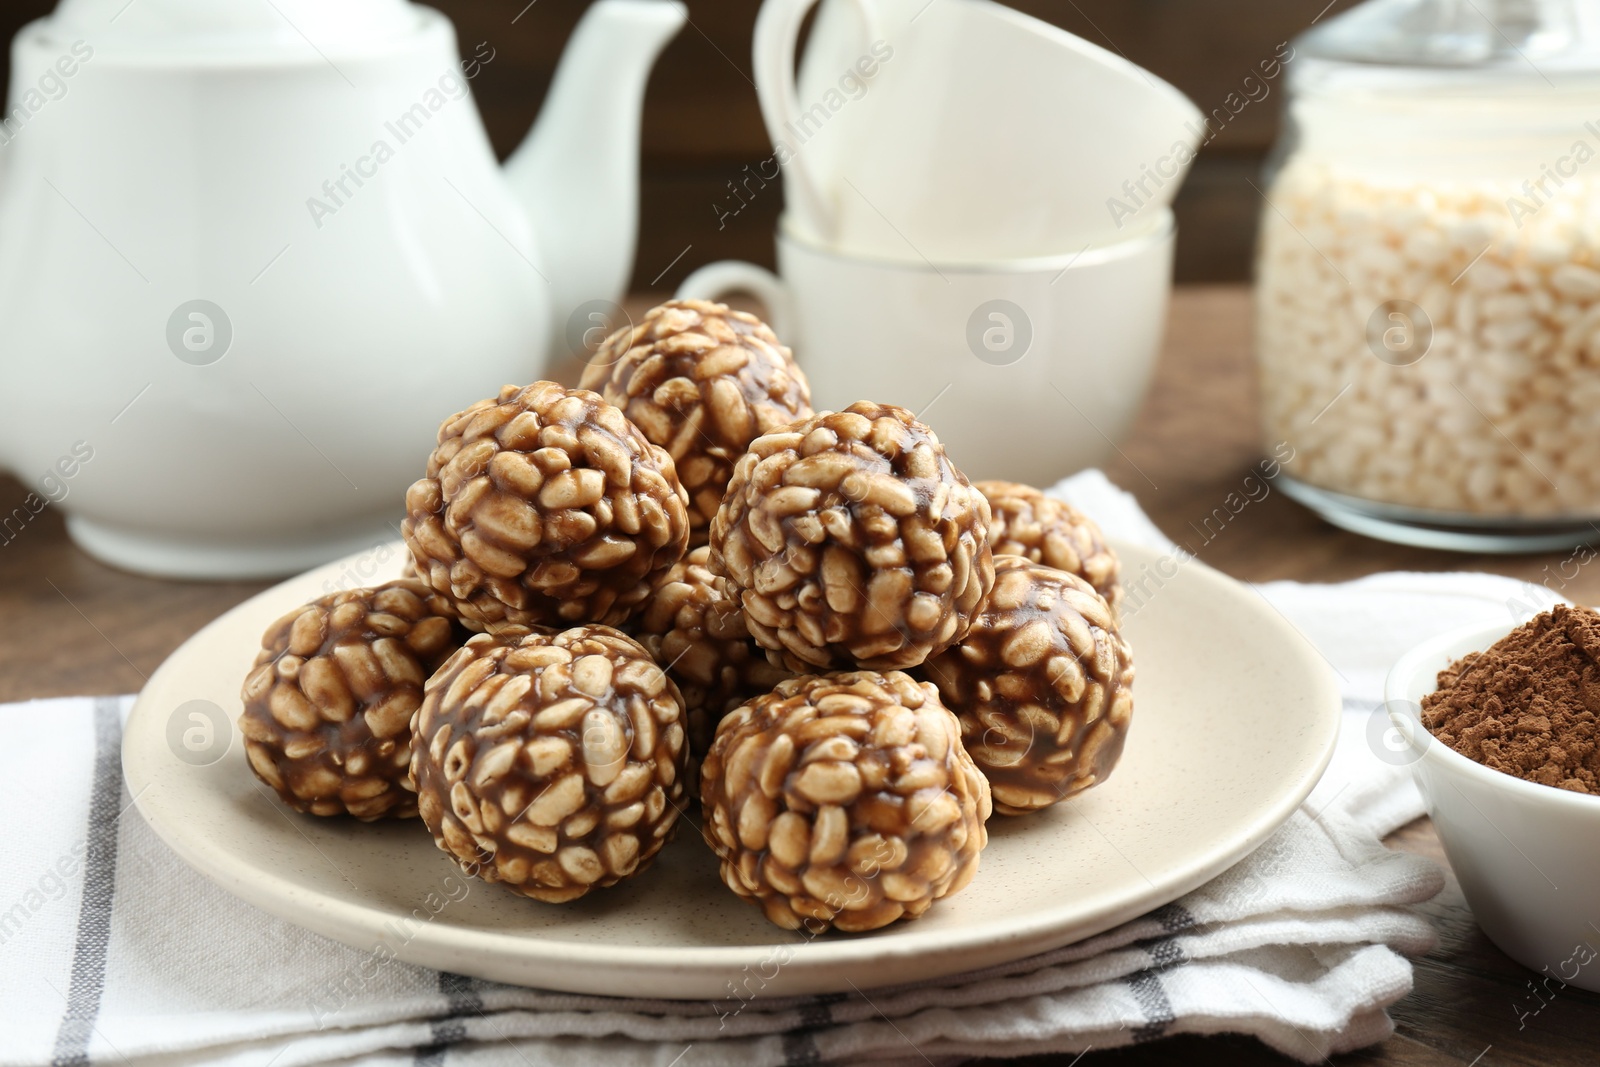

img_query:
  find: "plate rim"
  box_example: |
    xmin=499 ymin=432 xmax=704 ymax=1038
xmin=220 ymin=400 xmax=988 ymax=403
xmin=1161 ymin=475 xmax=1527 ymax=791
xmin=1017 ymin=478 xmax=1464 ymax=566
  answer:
xmin=123 ymin=539 xmax=1341 ymax=993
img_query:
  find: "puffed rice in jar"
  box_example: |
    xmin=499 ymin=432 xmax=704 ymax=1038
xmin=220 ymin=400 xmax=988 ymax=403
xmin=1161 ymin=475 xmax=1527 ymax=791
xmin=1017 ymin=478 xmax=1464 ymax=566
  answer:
xmin=1256 ymin=5 xmax=1600 ymax=550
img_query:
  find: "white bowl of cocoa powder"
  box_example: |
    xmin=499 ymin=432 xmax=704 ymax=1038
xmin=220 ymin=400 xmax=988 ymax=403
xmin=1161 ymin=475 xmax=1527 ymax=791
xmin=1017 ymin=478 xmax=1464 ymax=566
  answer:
xmin=1387 ymin=606 xmax=1600 ymax=994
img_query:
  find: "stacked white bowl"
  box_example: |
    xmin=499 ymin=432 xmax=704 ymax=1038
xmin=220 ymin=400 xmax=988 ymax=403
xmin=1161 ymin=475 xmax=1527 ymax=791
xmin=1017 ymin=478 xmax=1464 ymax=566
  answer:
xmin=682 ymin=0 xmax=1203 ymax=485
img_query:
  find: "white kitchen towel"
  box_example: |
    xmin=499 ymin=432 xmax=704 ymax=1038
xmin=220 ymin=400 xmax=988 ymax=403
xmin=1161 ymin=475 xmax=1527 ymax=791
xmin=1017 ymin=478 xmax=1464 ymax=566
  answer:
xmin=1 ymin=470 xmax=1554 ymax=1067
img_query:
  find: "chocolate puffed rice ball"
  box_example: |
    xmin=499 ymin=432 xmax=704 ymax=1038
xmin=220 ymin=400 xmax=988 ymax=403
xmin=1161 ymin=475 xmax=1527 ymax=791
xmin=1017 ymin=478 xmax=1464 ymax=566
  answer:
xmin=711 ymin=402 xmax=995 ymax=672
xmin=631 ymin=546 xmax=792 ymax=777
xmin=924 ymin=557 xmax=1133 ymax=815
xmin=411 ymin=625 xmax=688 ymax=902
xmin=239 ymin=580 xmax=462 ymax=820
xmin=580 ymin=300 xmax=813 ymax=546
xmin=977 ymin=480 xmax=1123 ymax=616
xmin=403 ymin=381 xmax=691 ymax=632
xmin=701 ymin=671 xmax=991 ymax=933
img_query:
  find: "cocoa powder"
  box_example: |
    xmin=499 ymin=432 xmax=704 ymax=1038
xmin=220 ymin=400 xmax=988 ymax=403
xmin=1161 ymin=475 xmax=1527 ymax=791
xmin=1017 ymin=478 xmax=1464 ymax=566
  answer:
xmin=1422 ymin=604 xmax=1600 ymax=794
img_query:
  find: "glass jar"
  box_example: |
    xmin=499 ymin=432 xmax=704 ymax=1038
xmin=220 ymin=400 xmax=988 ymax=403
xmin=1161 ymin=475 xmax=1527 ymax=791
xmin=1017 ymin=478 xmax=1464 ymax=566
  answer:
xmin=1256 ymin=0 xmax=1600 ymax=551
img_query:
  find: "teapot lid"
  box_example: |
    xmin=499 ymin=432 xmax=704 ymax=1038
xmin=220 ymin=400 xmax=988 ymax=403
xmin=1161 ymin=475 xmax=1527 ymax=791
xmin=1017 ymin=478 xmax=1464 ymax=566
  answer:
xmin=37 ymin=0 xmax=428 ymax=54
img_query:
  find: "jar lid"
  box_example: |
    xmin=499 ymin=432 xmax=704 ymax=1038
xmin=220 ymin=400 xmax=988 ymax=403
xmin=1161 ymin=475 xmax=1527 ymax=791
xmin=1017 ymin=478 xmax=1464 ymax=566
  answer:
xmin=1292 ymin=0 xmax=1600 ymax=103
xmin=1302 ymin=0 xmax=1595 ymax=64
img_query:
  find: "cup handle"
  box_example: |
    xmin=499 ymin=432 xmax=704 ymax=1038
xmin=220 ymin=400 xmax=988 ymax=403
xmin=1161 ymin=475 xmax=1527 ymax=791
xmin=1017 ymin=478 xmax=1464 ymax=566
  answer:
xmin=676 ymin=261 xmax=794 ymax=341
xmin=752 ymin=0 xmax=880 ymax=241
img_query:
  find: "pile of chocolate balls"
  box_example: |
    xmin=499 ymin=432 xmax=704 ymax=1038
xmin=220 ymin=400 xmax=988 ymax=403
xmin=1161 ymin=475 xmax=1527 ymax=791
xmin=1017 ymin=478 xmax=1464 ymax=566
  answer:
xmin=239 ymin=300 xmax=1134 ymax=933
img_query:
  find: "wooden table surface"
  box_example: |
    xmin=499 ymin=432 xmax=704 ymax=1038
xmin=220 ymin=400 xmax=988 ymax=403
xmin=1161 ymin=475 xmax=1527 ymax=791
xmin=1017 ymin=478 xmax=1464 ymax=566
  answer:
xmin=2 ymin=285 xmax=1597 ymax=1064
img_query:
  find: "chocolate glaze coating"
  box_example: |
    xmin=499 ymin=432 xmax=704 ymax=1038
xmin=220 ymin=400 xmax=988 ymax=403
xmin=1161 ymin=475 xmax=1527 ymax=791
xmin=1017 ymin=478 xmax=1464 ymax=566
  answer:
xmin=711 ymin=402 xmax=995 ymax=672
xmin=411 ymin=625 xmax=688 ymax=902
xmin=923 ymin=557 xmax=1133 ymax=815
xmin=581 ymin=300 xmax=812 ymax=546
xmin=403 ymin=381 xmax=691 ymax=631
xmin=700 ymin=670 xmax=990 ymax=933
xmin=239 ymin=580 xmax=462 ymax=820
xmin=630 ymin=545 xmax=792 ymax=789
xmin=976 ymin=480 xmax=1123 ymax=617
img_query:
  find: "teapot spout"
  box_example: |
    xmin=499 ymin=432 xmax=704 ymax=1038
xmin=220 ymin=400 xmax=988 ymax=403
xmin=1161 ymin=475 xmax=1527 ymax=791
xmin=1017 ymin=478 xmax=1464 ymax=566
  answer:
xmin=504 ymin=0 xmax=686 ymax=359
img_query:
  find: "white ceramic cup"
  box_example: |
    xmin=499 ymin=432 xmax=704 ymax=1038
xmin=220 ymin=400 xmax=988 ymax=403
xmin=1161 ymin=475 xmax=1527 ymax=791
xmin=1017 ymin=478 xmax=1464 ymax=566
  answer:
xmin=755 ymin=0 xmax=1202 ymax=261
xmin=1387 ymin=620 xmax=1600 ymax=993
xmin=676 ymin=212 xmax=1174 ymax=488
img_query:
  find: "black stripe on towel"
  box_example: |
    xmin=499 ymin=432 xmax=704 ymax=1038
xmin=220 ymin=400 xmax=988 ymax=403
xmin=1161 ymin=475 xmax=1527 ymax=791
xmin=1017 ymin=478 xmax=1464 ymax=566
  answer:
xmin=1150 ymin=902 xmax=1197 ymax=936
xmin=1125 ymin=969 xmax=1177 ymax=1043
xmin=51 ymin=697 xmax=127 ymax=1067
xmin=1124 ymin=902 xmax=1195 ymax=1043
xmin=781 ymin=992 xmax=846 ymax=1065
xmin=415 ymin=971 xmax=483 ymax=1065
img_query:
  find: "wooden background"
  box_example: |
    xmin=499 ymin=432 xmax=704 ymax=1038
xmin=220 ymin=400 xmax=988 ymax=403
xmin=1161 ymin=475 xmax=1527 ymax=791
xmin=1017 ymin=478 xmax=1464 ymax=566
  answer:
xmin=0 ymin=0 xmax=1361 ymax=287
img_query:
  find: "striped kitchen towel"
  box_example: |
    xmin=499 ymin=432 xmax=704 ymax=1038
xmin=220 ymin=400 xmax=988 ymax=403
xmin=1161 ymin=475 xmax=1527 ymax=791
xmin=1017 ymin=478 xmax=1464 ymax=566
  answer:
xmin=3 ymin=470 xmax=1540 ymax=1067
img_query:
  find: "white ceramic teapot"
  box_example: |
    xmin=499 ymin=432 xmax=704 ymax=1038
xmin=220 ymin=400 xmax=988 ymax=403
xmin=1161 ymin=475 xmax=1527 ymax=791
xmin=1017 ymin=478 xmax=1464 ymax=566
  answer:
xmin=0 ymin=0 xmax=684 ymax=578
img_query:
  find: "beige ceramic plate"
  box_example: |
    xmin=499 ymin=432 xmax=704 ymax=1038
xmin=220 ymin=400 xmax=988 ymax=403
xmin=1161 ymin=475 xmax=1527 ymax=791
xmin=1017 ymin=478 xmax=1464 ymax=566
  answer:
xmin=123 ymin=540 xmax=1338 ymax=999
